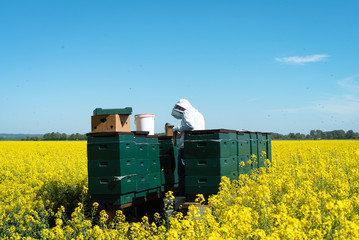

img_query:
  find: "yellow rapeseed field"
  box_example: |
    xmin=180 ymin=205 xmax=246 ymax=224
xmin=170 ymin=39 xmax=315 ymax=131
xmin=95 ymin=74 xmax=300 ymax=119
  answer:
xmin=1 ymin=140 xmax=359 ymax=239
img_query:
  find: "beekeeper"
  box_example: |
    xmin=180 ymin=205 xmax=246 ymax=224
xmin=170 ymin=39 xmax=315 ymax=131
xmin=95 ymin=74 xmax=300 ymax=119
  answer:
xmin=171 ymin=99 xmax=205 ymax=196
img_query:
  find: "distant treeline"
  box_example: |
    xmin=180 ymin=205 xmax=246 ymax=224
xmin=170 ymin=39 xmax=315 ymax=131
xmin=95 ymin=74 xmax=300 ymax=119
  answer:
xmin=272 ymin=130 xmax=359 ymax=140
xmin=22 ymin=132 xmax=87 ymax=141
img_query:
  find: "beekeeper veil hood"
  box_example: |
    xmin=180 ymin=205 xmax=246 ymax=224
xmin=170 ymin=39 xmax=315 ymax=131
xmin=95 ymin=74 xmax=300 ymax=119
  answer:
xmin=171 ymin=99 xmax=192 ymax=119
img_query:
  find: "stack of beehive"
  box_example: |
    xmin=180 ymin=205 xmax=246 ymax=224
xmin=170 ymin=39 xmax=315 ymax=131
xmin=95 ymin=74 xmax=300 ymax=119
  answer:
xmin=184 ymin=129 xmax=271 ymax=201
xmin=87 ymin=108 xmax=161 ymax=206
xmin=184 ymin=130 xmax=238 ymax=201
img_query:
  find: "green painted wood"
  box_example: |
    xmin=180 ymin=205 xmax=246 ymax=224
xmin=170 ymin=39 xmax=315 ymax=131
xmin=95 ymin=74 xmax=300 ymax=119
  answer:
xmin=185 ymin=156 xmax=237 ymax=176
xmin=88 ymin=175 xmax=136 ymax=195
xmin=88 ymin=159 xmax=135 ymax=177
xmin=93 ymin=107 xmax=132 ymax=116
xmin=184 ymin=139 xmax=237 ymax=159
xmin=185 ymin=171 xmax=238 ymax=194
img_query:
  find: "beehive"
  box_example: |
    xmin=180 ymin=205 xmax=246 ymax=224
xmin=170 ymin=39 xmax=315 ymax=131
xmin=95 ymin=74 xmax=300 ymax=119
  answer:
xmin=184 ymin=129 xmax=238 ymax=197
xmin=87 ymin=131 xmax=161 ymax=206
xmin=184 ymin=129 xmax=272 ymax=199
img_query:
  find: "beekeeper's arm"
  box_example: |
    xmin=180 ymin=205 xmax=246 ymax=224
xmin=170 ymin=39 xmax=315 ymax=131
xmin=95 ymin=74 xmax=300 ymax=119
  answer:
xmin=173 ymin=111 xmax=195 ymax=132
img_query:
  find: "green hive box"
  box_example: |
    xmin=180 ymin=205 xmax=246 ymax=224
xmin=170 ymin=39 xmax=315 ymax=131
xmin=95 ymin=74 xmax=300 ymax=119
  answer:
xmin=184 ymin=129 xmax=237 ymax=159
xmin=87 ymin=133 xmax=135 ymax=161
xmin=135 ymin=172 xmax=161 ymax=192
xmin=135 ymin=173 xmax=162 ymax=198
xmin=257 ymin=133 xmax=267 ymax=168
xmin=87 ymin=141 xmax=147 ymax=160
xmin=135 ymin=158 xmax=149 ymax=175
xmin=185 ymin=156 xmax=237 ymax=176
xmin=148 ymin=157 xmax=161 ymax=173
xmin=88 ymin=159 xmax=136 ymax=177
xmin=185 ymin=171 xmax=238 ymax=195
xmin=249 ymin=132 xmax=258 ymax=161
xmin=147 ymin=142 xmax=160 ymax=160
xmin=135 ymin=157 xmax=160 ymax=175
xmin=148 ymin=172 xmax=161 ymax=189
xmin=237 ymin=132 xmax=251 ymax=156
xmin=238 ymin=154 xmax=252 ymax=175
xmin=184 ymin=139 xmax=237 ymax=159
xmin=136 ymin=174 xmax=150 ymax=192
xmin=88 ymin=175 xmax=136 ymax=195
xmin=91 ymin=193 xmax=134 ymax=205
xmin=184 ymin=129 xmax=237 ymax=140
xmin=133 ymin=134 xmax=160 ymax=160
xmin=87 ymin=137 xmax=159 ymax=161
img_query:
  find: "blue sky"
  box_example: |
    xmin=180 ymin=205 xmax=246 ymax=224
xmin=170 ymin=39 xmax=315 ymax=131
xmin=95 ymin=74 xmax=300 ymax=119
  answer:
xmin=1 ymin=1 xmax=358 ymax=134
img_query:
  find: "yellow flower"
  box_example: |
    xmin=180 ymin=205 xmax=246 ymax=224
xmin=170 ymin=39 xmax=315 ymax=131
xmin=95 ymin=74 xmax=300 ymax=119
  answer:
xmin=2 ymin=140 xmax=359 ymax=239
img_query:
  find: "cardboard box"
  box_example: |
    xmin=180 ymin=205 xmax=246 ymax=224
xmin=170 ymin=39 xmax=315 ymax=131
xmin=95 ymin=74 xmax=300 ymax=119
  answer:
xmin=91 ymin=114 xmax=131 ymax=133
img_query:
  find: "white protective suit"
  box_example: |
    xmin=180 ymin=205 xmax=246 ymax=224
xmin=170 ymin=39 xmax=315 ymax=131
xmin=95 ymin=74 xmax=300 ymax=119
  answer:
xmin=171 ymin=99 xmax=205 ymax=148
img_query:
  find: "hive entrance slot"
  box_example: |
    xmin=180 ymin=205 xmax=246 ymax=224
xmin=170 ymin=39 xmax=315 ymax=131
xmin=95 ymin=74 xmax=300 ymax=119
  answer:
xmin=198 ymin=142 xmax=207 ymax=147
xmin=198 ymin=178 xmax=207 ymax=183
xmin=100 ymin=179 xmax=109 ymax=184
xmin=99 ymin=144 xmax=107 ymax=149
xmin=99 ymin=162 xmax=108 ymax=167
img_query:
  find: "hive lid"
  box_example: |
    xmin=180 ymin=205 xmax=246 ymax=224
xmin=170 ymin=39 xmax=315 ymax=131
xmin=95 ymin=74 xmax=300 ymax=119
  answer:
xmin=158 ymin=136 xmax=173 ymax=140
xmin=237 ymin=131 xmax=256 ymax=134
xmin=237 ymin=131 xmax=271 ymax=135
xmin=185 ymin=129 xmax=237 ymax=134
xmin=131 ymin=131 xmax=149 ymax=136
xmin=132 ymin=131 xmax=159 ymax=138
xmin=93 ymin=107 xmax=133 ymax=116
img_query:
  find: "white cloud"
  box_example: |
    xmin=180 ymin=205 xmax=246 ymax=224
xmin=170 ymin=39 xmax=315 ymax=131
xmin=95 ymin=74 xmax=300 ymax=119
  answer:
xmin=267 ymin=74 xmax=359 ymax=132
xmin=271 ymin=95 xmax=359 ymax=116
xmin=275 ymin=54 xmax=329 ymax=64
xmin=337 ymin=75 xmax=359 ymax=91
xmin=316 ymin=95 xmax=359 ymax=115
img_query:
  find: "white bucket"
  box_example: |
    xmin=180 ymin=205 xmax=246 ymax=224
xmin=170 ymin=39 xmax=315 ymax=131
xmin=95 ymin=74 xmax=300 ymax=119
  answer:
xmin=134 ymin=114 xmax=155 ymax=135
